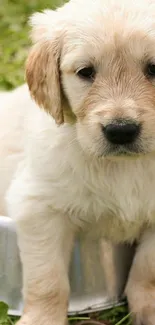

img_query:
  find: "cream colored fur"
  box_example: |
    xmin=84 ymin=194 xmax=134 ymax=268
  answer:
xmin=1 ymin=0 xmax=155 ymax=324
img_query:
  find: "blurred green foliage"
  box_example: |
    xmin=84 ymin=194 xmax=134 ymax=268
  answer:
xmin=0 ymin=0 xmax=64 ymax=90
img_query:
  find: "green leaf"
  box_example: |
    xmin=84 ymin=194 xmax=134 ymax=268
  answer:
xmin=0 ymin=302 xmax=9 ymax=323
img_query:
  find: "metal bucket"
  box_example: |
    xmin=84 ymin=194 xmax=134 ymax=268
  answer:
xmin=0 ymin=216 xmax=135 ymax=316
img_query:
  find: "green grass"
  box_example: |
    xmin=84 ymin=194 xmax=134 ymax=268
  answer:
xmin=0 ymin=302 xmax=131 ymax=325
xmin=0 ymin=0 xmax=131 ymax=324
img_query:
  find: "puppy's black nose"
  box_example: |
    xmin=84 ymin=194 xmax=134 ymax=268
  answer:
xmin=103 ymin=121 xmax=140 ymax=145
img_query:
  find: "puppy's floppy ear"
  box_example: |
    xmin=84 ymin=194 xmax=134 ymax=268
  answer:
xmin=26 ymin=11 xmax=64 ymax=125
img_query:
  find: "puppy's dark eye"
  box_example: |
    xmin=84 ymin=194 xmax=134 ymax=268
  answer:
xmin=146 ymin=64 xmax=155 ymax=77
xmin=77 ymin=67 xmax=95 ymax=80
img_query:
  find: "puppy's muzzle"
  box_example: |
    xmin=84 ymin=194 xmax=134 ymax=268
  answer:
xmin=102 ymin=120 xmax=141 ymax=145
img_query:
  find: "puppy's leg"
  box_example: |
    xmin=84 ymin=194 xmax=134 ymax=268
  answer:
xmin=8 ymin=192 xmax=75 ymax=325
xmin=126 ymin=229 xmax=155 ymax=325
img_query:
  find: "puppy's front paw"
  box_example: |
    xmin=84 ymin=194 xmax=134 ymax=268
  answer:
xmin=15 ymin=314 xmax=68 ymax=325
xmin=132 ymin=307 xmax=155 ymax=325
xmin=16 ymin=315 xmax=30 ymax=325
xmin=126 ymin=283 xmax=155 ymax=325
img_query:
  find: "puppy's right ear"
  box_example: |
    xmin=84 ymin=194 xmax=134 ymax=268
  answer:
xmin=26 ymin=10 xmax=64 ymax=125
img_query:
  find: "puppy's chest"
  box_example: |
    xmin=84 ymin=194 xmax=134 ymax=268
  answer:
xmin=57 ymin=159 xmax=155 ymax=242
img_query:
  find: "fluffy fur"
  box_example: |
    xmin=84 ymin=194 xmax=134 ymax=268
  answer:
xmin=1 ymin=0 xmax=155 ymax=324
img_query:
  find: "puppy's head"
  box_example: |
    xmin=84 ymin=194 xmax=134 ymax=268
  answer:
xmin=26 ymin=0 xmax=155 ymax=158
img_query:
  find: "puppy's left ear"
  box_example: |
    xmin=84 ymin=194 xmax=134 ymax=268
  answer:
xmin=26 ymin=10 xmax=64 ymax=125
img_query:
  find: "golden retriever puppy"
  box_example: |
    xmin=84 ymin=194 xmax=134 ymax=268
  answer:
xmin=1 ymin=0 xmax=155 ymax=324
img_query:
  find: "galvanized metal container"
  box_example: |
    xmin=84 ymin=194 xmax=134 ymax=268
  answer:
xmin=0 ymin=216 xmax=135 ymax=316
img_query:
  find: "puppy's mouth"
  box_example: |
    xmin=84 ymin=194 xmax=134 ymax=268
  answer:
xmin=103 ymin=142 xmax=145 ymax=157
